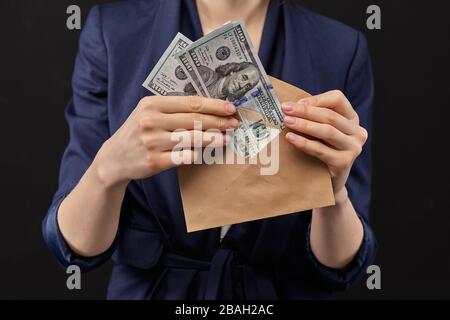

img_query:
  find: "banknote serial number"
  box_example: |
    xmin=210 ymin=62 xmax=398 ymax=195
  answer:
xmin=175 ymin=304 xmax=274 ymax=317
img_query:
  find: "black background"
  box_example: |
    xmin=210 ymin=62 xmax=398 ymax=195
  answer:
xmin=0 ymin=0 xmax=449 ymax=300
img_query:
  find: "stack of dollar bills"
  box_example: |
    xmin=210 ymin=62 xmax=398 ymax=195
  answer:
xmin=143 ymin=21 xmax=285 ymax=158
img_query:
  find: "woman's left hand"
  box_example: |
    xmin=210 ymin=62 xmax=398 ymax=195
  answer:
xmin=282 ymin=90 xmax=368 ymax=195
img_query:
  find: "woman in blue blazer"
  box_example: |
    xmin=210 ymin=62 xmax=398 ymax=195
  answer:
xmin=43 ymin=0 xmax=377 ymax=299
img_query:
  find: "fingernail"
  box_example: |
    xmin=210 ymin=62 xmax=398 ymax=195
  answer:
xmin=282 ymin=103 xmax=294 ymax=112
xmin=286 ymin=132 xmax=297 ymax=141
xmin=284 ymin=116 xmax=296 ymax=125
xmin=225 ymin=103 xmax=236 ymax=114
xmin=229 ymin=118 xmax=239 ymax=128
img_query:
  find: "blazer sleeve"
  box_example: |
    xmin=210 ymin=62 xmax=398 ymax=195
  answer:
xmin=305 ymin=31 xmax=378 ymax=291
xmin=42 ymin=5 xmax=116 ymax=272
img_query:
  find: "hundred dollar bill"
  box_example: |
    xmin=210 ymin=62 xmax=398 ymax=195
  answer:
xmin=176 ymin=50 xmax=208 ymax=97
xmin=142 ymin=33 xmax=200 ymax=96
xmin=176 ymin=21 xmax=285 ymax=157
xmin=176 ymin=21 xmax=284 ymax=127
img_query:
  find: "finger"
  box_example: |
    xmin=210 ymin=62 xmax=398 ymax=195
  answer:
xmin=283 ymin=116 xmax=353 ymax=150
xmin=297 ymin=90 xmax=358 ymax=120
xmin=281 ymin=102 xmax=358 ymax=136
xmin=143 ymin=95 xmax=236 ymax=116
xmin=152 ymin=149 xmax=200 ymax=170
xmin=285 ymin=132 xmax=340 ymax=166
xmin=141 ymin=113 xmax=239 ymax=131
xmin=142 ymin=130 xmax=227 ymax=151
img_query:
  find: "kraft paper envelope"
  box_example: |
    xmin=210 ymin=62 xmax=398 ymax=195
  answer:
xmin=178 ymin=77 xmax=335 ymax=232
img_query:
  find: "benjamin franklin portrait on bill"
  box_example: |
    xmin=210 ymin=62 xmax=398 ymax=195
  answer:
xmin=183 ymin=62 xmax=260 ymax=101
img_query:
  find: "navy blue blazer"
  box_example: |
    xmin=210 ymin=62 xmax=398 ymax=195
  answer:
xmin=43 ymin=0 xmax=377 ymax=299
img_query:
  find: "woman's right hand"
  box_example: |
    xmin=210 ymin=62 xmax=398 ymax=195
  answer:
xmin=93 ymin=95 xmax=238 ymax=187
